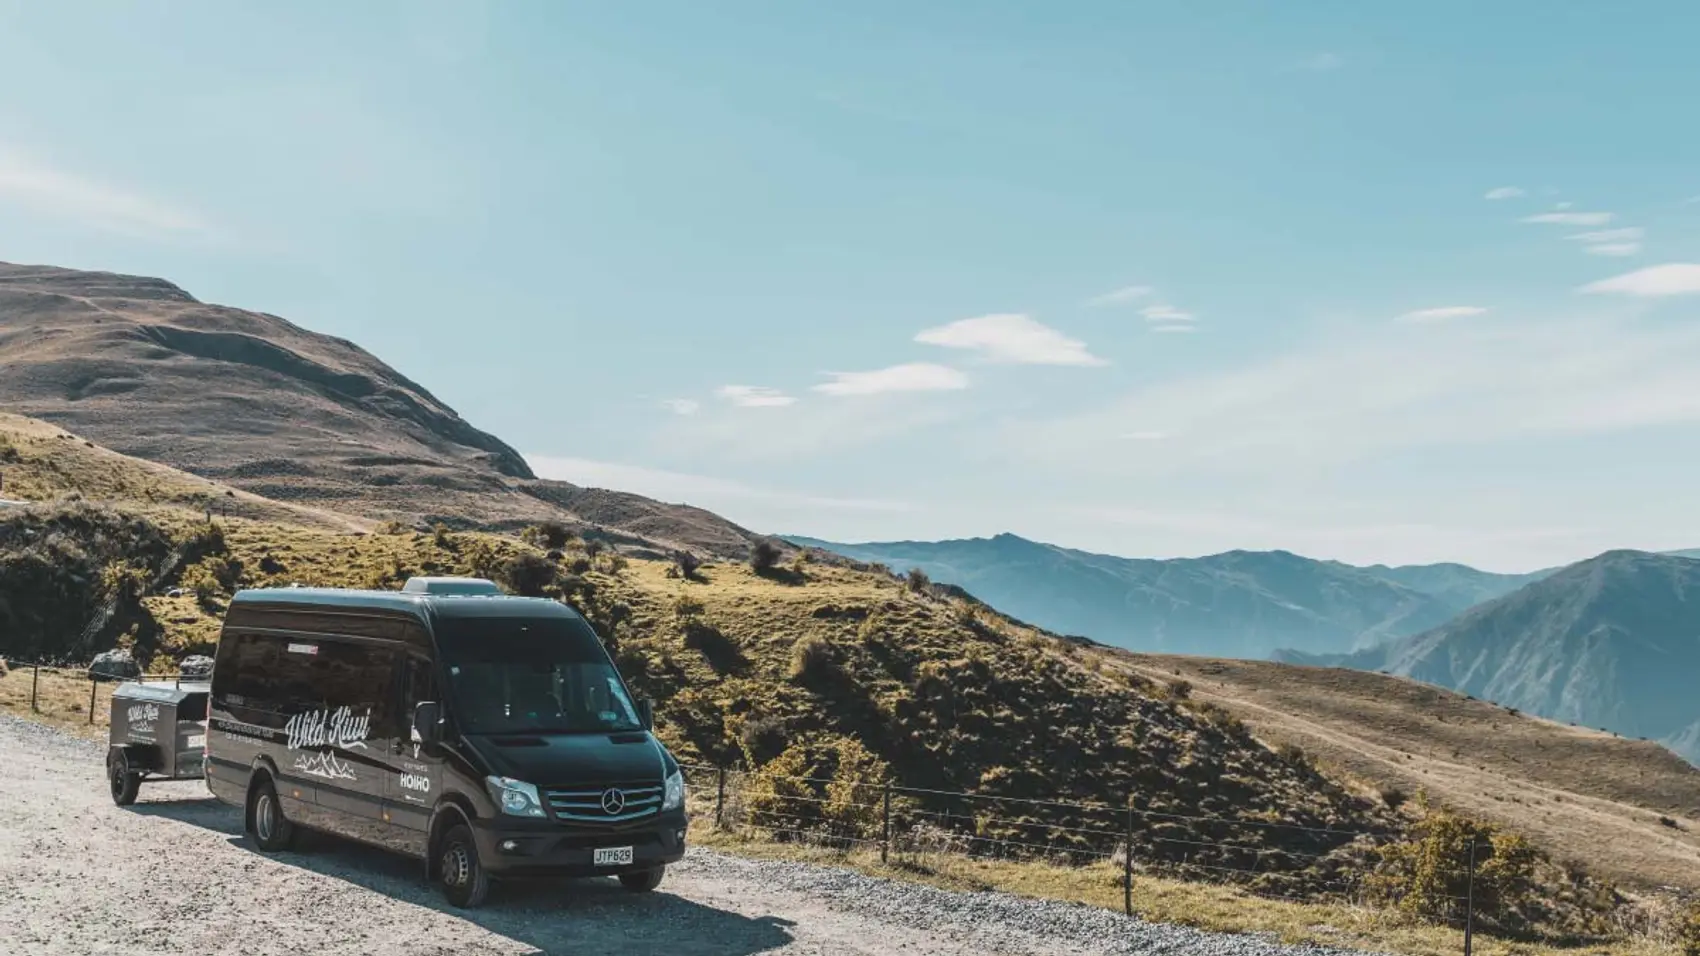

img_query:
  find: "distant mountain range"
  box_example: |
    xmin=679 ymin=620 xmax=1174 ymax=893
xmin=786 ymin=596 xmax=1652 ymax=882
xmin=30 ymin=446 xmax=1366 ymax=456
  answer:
xmin=1294 ymin=550 xmax=1700 ymax=763
xmin=785 ymin=533 xmax=1542 ymax=659
xmin=792 ymin=533 xmax=1700 ymax=764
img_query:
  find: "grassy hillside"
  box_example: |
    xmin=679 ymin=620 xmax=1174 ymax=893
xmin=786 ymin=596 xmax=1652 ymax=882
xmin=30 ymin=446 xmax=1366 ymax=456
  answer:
xmin=1107 ymin=653 xmax=1700 ymax=892
xmin=0 ymin=263 xmax=762 ymax=556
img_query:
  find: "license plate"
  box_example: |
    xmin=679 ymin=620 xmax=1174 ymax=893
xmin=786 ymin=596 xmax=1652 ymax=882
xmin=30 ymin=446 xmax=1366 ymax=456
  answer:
xmin=593 ymin=846 xmax=634 ymax=867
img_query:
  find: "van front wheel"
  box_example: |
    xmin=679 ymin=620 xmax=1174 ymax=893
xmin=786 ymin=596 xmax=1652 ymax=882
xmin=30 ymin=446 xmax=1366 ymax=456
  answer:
xmin=438 ymin=824 xmax=491 ymax=908
xmin=619 ymin=866 xmax=665 ymax=893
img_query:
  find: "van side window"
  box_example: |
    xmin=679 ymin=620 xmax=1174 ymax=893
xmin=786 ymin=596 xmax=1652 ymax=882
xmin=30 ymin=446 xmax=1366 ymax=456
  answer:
xmin=279 ymin=640 xmax=397 ymax=737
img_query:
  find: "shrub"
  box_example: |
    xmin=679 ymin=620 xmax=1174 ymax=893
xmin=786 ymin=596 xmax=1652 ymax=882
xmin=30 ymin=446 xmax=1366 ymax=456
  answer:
xmin=673 ymin=550 xmax=702 ymax=580
xmin=739 ymin=716 xmax=791 ymax=766
xmin=824 ymin=737 xmax=890 ymax=840
xmin=583 ymin=538 xmax=606 ymax=559
xmin=431 ymin=523 xmax=452 ymax=548
xmin=743 ymin=743 xmax=819 ymax=835
xmin=535 ymin=521 xmax=573 ymax=550
xmin=500 ymin=553 xmax=557 ymax=597
xmin=1678 ymin=900 xmax=1700 ymax=956
xmin=375 ymin=520 xmax=409 ymax=535
xmin=790 ymin=636 xmax=835 ymax=683
xmin=905 ymin=567 xmax=931 ymax=593
xmin=1367 ymin=806 xmax=1540 ymax=930
xmin=1378 ymin=784 xmax=1409 ymax=811
xmin=748 ymin=538 xmax=783 ymax=575
xmin=567 ymin=556 xmax=592 ymax=574
xmin=673 ymin=593 xmax=706 ymax=621
xmin=1276 ymin=741 xmax=1309 ymax=768
xmin=1165 ymin=678 xmax=1193 ymax=700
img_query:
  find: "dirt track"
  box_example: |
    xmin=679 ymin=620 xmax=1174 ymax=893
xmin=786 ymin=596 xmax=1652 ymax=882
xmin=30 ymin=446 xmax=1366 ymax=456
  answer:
xmin=0 ymin=715 xmax=1364 ymax=956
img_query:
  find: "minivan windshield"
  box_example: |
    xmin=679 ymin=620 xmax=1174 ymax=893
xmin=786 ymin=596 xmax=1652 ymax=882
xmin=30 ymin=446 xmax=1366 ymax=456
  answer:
xmin=436 ymin=615 xmax=642 ymax=735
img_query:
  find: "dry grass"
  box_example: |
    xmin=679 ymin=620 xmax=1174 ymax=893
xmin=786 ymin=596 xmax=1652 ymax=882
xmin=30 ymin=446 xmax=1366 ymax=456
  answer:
xmin=1101 ymin=653 xmax=1700 ymax=892
xmin=685 ymin=823 xmax=1681 ymax=956
xmin=0 ymin=664 xmax=123 ymax=740
xmin=0 ymin=411 xmax=368 ymax=532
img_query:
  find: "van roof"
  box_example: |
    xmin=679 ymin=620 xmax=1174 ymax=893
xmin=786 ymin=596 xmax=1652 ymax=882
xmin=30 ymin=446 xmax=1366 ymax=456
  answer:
xmin=230 ymin=587 xmax=584 ymax=621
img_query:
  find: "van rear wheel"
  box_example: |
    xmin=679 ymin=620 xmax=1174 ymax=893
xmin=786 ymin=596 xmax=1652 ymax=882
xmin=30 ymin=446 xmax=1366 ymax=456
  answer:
xmin=437 ymin=824 xmax=491 ymax=908
xmin=107 ymin=751 xmax=140 ymax=806
xmin=250 ymin=778 xmax=297 ymax=852
xmin=619 ymin=866 xmax=665 ymax=893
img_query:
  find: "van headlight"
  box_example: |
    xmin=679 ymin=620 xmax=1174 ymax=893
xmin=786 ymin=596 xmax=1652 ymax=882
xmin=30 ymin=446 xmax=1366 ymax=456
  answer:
xmin=485 ymin=776 xmax=547 ymax=818
xmin=662 ymin=768 xmax=686 ymax=811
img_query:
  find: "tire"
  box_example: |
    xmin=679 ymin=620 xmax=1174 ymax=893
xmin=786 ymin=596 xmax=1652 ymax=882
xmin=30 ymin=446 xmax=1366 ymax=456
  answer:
xmin=618 ymin=865 xmax=665 ymax=893
xmin=108 ymin=750 xmax=140 ymax=806
xmin=249 ymin=777 xmax=297 ymax=852
xmin=437 ymin=824 xmax=491 ymax=909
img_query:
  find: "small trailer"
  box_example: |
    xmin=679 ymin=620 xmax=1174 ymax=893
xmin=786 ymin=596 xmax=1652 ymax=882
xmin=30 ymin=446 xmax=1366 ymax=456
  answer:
xmin=106 ymin=679 xmax=210 ymax=806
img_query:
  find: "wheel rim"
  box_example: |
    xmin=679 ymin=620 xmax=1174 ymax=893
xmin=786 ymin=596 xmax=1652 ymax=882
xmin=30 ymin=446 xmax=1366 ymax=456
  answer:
xmin=109 ymin=757 xmax=127 ymax=798
xmin=442 ymin=843 xmax=471 ymax=889
xmin=256 ymin=793 xmax=275 ymax=842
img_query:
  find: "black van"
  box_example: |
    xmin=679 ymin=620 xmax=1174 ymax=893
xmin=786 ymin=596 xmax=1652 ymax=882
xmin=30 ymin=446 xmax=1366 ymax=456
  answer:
xmin=204 ymin=577 xmax=687 ymax=908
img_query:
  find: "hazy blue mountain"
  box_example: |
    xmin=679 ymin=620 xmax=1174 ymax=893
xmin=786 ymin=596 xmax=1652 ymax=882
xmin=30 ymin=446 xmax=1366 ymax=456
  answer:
xmin=1314 ymin=550 xmax=1700 ymax=764
xmin=786 ymin=533 xmax=1513 ymax=659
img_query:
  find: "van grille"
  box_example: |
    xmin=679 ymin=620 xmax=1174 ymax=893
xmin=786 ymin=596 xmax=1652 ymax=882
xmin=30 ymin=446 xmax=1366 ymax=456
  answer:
xmin=545 ymin=782 xmax=664 ymax=826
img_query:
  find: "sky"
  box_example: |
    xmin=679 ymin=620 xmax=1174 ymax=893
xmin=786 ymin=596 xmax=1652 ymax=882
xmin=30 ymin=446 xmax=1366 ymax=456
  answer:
xmin=3 ymin=1 xmax=1700 ymax=572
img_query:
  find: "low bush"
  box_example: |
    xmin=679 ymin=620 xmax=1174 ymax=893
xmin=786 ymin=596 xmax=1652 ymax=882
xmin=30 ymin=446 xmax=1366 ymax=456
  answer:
xmin=748 ymin=538 xmax=783 ymax=575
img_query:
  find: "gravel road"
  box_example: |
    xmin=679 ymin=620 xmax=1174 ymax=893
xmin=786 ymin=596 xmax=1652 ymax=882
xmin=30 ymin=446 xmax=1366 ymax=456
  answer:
xmin=0 ymin=715 xmax=1376 ymax=956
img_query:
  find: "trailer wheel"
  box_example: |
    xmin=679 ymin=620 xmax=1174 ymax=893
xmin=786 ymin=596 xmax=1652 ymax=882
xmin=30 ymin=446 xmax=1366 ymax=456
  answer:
xmin=108 ymin=750 xmax=141 ymax=806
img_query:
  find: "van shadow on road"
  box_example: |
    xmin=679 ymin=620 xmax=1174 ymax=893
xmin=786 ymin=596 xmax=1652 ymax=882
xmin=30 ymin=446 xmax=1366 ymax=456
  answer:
xmin=130 ymin=796 xmax=797 ymax=956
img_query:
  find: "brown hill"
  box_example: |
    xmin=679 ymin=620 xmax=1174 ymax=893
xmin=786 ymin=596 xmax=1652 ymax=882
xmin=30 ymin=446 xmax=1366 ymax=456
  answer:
xmin=1106 ymin=652 xmax=1700 ymax=891
xmin=0 ymin=262 xmax=757 ymax=556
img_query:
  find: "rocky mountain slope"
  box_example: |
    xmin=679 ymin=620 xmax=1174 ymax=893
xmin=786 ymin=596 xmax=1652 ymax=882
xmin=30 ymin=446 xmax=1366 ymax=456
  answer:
xmin=1315 ymin=550 xmax=1700 ymax=763
xmin=0 ymin=262 xmax=758 ymax=556
xmin=786 ymin=533 xmax=1534 ymax=659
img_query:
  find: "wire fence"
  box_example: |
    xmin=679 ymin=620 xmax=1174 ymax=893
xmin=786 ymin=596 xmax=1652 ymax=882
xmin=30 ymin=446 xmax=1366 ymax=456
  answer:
xmin=1 ymin=658 xmax=202 ymax=725
xmin=677 ymin=761 xmax=1509 ymax=953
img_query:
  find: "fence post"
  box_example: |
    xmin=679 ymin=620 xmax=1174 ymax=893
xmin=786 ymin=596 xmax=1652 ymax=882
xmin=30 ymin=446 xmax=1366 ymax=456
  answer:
xmin=715 ymin=767 xmax=726 ymax=829
xmin=1464 ymin=834 xmax=1478 ymax=956
xmin=87 ymin=675 xmax=97 ymax=723
xmin=1124 ymin=800 xmax=1135 ymax=917
xmin=31 ymin=661 xmax=41 ymax=712
xmin=881 ymin=783 xmax=892 ymax=864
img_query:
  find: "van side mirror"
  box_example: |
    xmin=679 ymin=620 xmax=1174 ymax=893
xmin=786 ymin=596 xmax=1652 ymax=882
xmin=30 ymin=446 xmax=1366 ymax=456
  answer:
xmin=412 ymin=701 xmax=443 ymax=746
xmin=636 ymin=697 xmax=654 ymax=730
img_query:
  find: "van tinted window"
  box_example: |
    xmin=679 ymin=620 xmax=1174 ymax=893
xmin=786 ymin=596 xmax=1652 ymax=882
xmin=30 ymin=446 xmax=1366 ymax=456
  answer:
xmin=215 ymin=633 xmax=397 ymax=732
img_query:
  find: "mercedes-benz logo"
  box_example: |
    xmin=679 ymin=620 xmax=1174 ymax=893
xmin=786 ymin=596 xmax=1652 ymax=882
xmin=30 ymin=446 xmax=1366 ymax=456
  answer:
xmin=600 ymin=788 xmax=626 ymax=815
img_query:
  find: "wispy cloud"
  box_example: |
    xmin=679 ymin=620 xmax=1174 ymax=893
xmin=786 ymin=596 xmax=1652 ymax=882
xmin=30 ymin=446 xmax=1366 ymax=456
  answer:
xmin=916 ymin=313 xmax=1107 ymax=366
xmin=1585 ymin=243 xmax=1641 ymax=257
xmin=1150 ymin=325 xmax=1197 ymax=334
xmin=1087 ymin=285 xmax=1153 ymax=307
xmin=1397 ymin=306 xmax=1488 ymax=324
xmin=1298 ymin=52 xmax=1343 ymax=71
xmin=716 ymin=385 xmax=797 ymax=408
xmin=661 ymin=398 xmax=700 ymax=416
xmin=1568 ymin=227 xmax=1643 ymax=243
xmin=814 ymin=363 xmax=969 ymax=396
xmin=0 ymin=147 xmax=209 ymax=238
xmin=1564 ymin=226 xmax=1643 ymax=257
xmin=1004 ymin=311 xmax=1700 ymax=482
xmin=1579 ymin=263 xmax=1700 ymax=297
xmin=1523 ymin=211 xmax=1614 ymax=226
xmin=1484 ymin=186 xmax=1525 ymax=200
xmin=1141 ymin=304 xmax=1195 ymax=323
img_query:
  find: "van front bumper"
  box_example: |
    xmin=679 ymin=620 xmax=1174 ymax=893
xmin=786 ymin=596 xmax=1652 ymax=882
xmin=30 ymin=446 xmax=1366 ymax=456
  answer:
xmin=470 ymin=810 xmax=689 ymax=877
